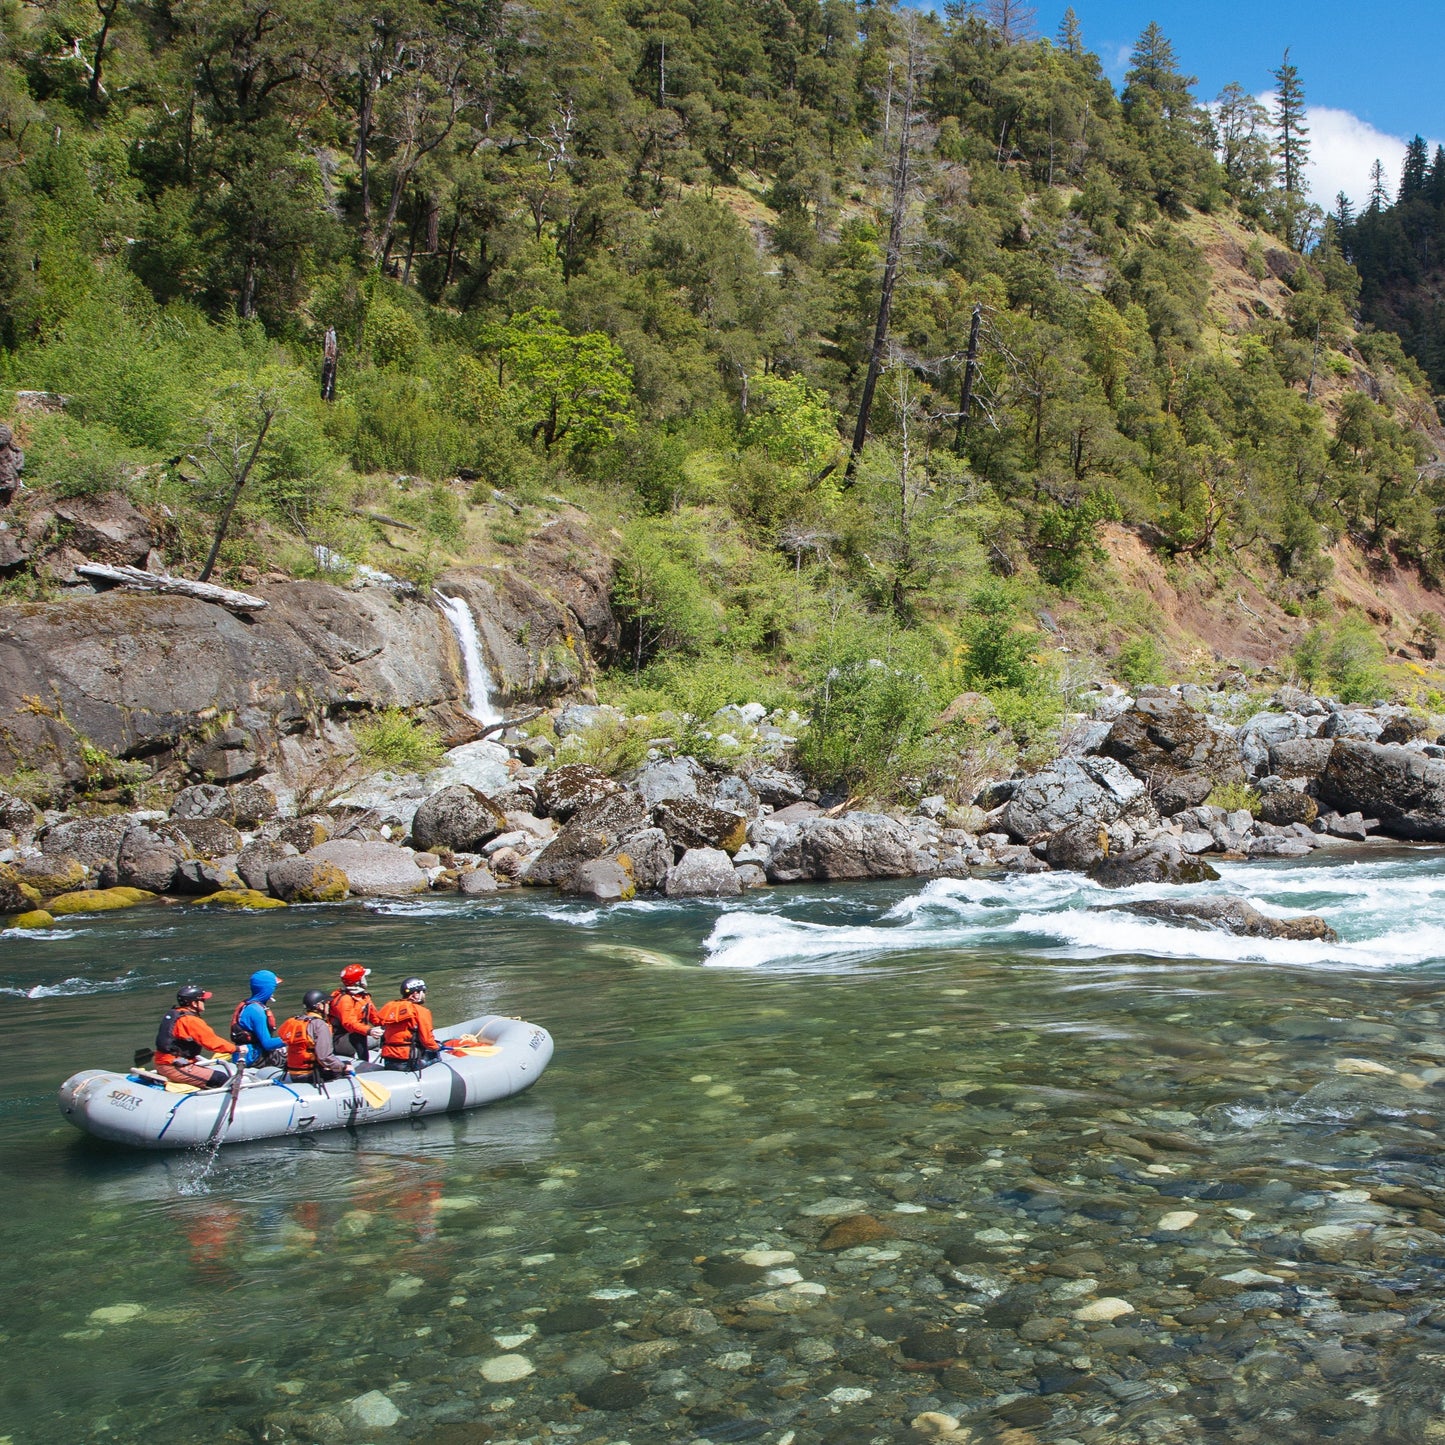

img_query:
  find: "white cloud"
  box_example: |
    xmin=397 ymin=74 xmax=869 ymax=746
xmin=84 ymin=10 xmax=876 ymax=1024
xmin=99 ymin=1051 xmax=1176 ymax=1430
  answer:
xmin=1257 ymin=95 xmax=1440 ymax=209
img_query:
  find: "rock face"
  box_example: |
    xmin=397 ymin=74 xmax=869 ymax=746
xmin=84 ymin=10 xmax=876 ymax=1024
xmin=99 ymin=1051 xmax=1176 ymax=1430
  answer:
xmin=1101 ymin=697 xmax=1243 ymax=814
xmin=665 ymin=847 xmax=743 ymax=898
xmin=266 ymin=857 xmax=350 ymax=903
xmin=535 ymin=764 xmax=621 ymax=821
xmin=1087 ymin=841 xmax=1220 ymax=889
xmin=1003 ymin=756 xmax=1155 ymax=842
xmin=767 ymin=814 xmax=921 ymax=883
xmin=611 ymin=827 xmax=672 ymax=893
xmin=409 ymin=785 xmax=506 ymax=852
xmin=306 ymin=840 xmax=429 ymax=896
xmin=1317 ymin=740 xmax=1445 ymax=841
xmin=1119 ymin=896 xmax=1338 ymax=942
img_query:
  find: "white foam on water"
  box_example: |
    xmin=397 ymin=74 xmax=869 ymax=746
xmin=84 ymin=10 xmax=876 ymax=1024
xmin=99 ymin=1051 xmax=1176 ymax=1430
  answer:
xmin=1 ymin=972 xmax=137 ymax=998
xmin=0 ymin=927 xmax=86 ymax=942
xmin=701 ymin=854 xmax=1445 ymax=972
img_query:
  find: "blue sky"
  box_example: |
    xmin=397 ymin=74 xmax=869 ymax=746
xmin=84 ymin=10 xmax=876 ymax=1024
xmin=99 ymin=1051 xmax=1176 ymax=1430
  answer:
xmin=1033 ymin=2 xmax=1445 ymax=204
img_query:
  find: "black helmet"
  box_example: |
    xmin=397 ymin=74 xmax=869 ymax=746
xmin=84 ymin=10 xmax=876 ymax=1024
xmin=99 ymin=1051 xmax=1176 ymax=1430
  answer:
xmin=303 ymin=988 xmax=327 ymax=1011
xmin=401 ymin=976 xmax=427 ymax=996
xmin=176 ymin=984 xmax=212 ymax=1005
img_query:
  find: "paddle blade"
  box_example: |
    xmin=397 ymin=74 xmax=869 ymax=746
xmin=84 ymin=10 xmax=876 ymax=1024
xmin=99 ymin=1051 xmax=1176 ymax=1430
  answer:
xmin=357 ymin=1076 xmax=391 ymax=1108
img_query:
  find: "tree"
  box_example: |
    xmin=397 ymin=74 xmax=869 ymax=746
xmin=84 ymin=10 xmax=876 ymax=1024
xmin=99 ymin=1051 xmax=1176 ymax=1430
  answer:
xmin=1271 ymin=49 xmax=1314 ymax=249
xmin=1399 ymin=134 xmax=1429 ymax=203
xmin=1056 ymin=8 xmax=1083 ymax=57
xmin=492 ymin=308 xmax=635 ymax=453
xmin=1367 ymin=157 xmax=1389 ymax=213
xmin=1214 ymin=82 xmax=1273 ymax=211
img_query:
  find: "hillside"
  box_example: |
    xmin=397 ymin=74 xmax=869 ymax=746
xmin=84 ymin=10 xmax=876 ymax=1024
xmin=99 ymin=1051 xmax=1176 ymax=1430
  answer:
xmin=0 ymin=0 xmax=1443 ymax=803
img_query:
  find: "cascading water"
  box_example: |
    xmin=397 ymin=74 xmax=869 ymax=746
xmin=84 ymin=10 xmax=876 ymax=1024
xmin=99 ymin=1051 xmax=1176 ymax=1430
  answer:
xmin=435 ymin=592 xmax=503 ymax=726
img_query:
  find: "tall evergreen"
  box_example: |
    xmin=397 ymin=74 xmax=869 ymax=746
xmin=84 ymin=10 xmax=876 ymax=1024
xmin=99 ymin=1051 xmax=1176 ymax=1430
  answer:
xmin=1271 ymin=49 xmax=1313 ymax=249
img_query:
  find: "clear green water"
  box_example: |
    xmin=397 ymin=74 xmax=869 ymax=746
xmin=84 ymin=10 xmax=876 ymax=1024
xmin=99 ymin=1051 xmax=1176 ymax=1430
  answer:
xmin=4 ymin=860 xmax=1445 ymax=1444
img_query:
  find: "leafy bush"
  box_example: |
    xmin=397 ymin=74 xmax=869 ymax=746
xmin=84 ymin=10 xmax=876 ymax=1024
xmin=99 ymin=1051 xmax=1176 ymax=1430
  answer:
xmin=1294 ymin=620 xmax=1391 ymax=704
xmin=352 ymin=710 xmax=444 ymax=773
xmin=960 ymin=583 xmax=1041 ymax=691
xmin=557 ymin=717 xmax=652 ymax=776
xmin=1207 ymin=781 xmax=1260 ymax=814
xmin=1115 ymin=636 xmax=1166 ymax=688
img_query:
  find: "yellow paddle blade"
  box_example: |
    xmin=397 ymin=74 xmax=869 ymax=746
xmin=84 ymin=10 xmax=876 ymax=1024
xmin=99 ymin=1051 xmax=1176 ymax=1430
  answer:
xmin=356 ymin=1076 xmax=391 ymax=1108
xmin=164 ymin=1082 xmax=201 ymax=1094
xmin=447 ymin=1044 xmax=501 ymax=1057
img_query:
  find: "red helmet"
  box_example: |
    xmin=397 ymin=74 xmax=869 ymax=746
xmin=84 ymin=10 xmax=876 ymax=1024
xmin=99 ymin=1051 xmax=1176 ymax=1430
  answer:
xmin=341 ymin=965 xmax=369 ymax=987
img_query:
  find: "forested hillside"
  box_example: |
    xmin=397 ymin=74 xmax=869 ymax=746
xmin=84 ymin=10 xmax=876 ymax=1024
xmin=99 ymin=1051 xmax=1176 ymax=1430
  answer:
xmin=0 ymin=0 xmax=1442 ymax=796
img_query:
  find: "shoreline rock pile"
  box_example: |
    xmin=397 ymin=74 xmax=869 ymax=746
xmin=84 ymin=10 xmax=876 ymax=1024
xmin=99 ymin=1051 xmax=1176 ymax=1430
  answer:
xmin=2 ymin=680 xmax=1442 ymax=923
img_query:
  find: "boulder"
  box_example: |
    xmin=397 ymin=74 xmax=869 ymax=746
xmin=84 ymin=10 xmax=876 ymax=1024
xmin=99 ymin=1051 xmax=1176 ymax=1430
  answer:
xmin=39 ymin=814 xmax=129 ymax=875
xmin=1321 ymin=710 xmax=1384 ymax=741
xmin=410 ymin=785 xmax=506 ymax=852
xmin=1087 ymin=841 xmax=1221 ymax=889
xmin=1248 ymin=835 xmax=1314 ymax=858
xmin=159 ymin=816 xmax=244 ymax=858
xmin=488 ymin=846 xmax=524 ymax=879
xmin=195 ymin=888 xmax=286 ymax=909
xmin=609 ymin=827 xmax=672 ymax=893
xmin=1268 ymin=736 xmax=1334 ymax=784
xmin=236 ymin=840 xmax=296 ymax=892
xmin=1003 ymin=757 xmax=1156 ymax=842
xmin=626 ymin=757 xmax=710 ymax=808
xmin=10 ymin=854 xmax=88 ymax=897
xmin=170 ymin=782 xmax=277 ymax=827
xmin=0 ymin=865 xmax=42 ymax=914
xmin=114 ymin=825 xmax=183 ymax=894
xmin=306 ymin=840 xmax=429 ymax=896
xmin=1256 ymin=788 xmax=1318 ymax=827
xmin=554 ymin=703 xmax=622 ymax=738
xmin=1118 ymin=896 xmax=1337 ymax=941
xmin=1378 ymin=714 xmax=1427 ymax=745
xmin=0 ymin=790 xmax=38 ymax=835
xmin=264 ymin=816 xmax=332 ymax=852
xmin=458 ymin=867 xmax=499 ymax=896
xmin=653 ymin=797 xmax=748 ymax=855
xmin=1317 ymin=740 xmax=1445 ymax=841
xmin=1044 ymin=821 xmax=1110 ymax=871
xmin=171 ymin=858 xmax=244 ymax=896
xmin=425 ymin=740 xmax=512 ymax=797
xmin=712 ymin=774 xmax=759 ymax=816
xmin=525 ymin=792 xmax=651 ymax=886
xmin=1237 ymin=712 xmax=1310 ymax=776
xmin=1101 ymin=697 xmax=1244 ymax=813
xmin=535 ymin=764 xmax=622 ymax=821
xmin=267 ymin=857 xmax=351 ymax=903
xmin=767 ymin=813 xmax=922 ymax=883
xmin=565 ymin=858 xmax=637 ymax=903
xmin=665 ymin=847 xmax=743 ymax=898
xmin=48 ymin=886 xmax=156 ymax=914
xmin=743 ymin=765 xmax=807 ymax=808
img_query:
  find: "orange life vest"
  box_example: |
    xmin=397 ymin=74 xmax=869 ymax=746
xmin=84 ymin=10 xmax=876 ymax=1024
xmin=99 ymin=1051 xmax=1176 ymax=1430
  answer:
xmin=378 ymin=999 xmax=435 ymax=1060
xmin=279 ymin=1014 xmax=318 ymax=1075
xmin=329 ymin=987 xmax=379 ymax=1036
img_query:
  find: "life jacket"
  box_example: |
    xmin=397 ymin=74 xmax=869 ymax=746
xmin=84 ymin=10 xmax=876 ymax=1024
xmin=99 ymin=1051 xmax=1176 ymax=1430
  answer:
xmin=379 ymin=999 xmax=427 ymax=1061
xmin=156 ymin=1007 xmax=201 ymax=1062
xmin=279 ymin=1014 xmax=318 ymax=1076
xmin=329 ymin=987 xmax=378 ymax=1036
xmin=231 ymin=1000 xmax=277 ymax=1047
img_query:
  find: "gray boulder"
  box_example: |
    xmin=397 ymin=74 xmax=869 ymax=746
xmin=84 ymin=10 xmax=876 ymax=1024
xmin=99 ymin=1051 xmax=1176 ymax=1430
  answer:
xmin=39 ymin=814 xmax=129 ymax=875
xmin=665 ymin=847 xmax=743 ymax=898
xmin=159 ymin=816 xmax=244 ymax=858
xmin=735 ymin=863 xmax=768 ymax=889
xmin=410 ymin=784 xmax=506 ymax=852
xmin=1101 ymin=696 xmax=1244 ymax=814
xmin=611 ymin=827 xmax=672 ymax=893
xmin=1248 ymin=835 xmax=1315 ymax=858
xmin=1004 ymin=756 xmax=1156 ymax=842
xmin=170 ymin=781 xmax=277 ymax=827
xmin=1119 ymin=896 xmax=1336 ymax=941
xmin=626 ymin=757 xmax=710 ymax=809
xmin=554 ymin=703 xmax=622 ymax=738
xmin=534 ymin=764 xmax=622 ymax=821
xmin=526 ymin=792 xmax=651 ymax=886
xmin=307 ymin=840 xmax=429 ymax=896
xmin=1238 ymin=712 xmax=1310 ymax=776
xmin=236 ymin=840 xmax=295 ymax=892
xmin=171 ymin=858 xmax=243 ymax=896
xmin=1088 ymin=840 xmax=1221 ymax=889
xmin=653 ymin=797 xmax=748 ymax=854
xmin=565 ymin=858 xmax=637 ymax=903
xmin=1320 ymin=709 xmax=1384 ymax=741
xmin=712 ymin=774 xmax=760 ymax=816
xmin=1317 ymin=740 xmax=1445 ymax=841
xmin=458 ymin=867 xmax=499 ymax=895
xmin=112 ymin=824 xmax=184 ymax=894
xmin=1257 ymin=787 xmax=1318 ymax=827
xmin=745 ymin=765 xmax=807 ymax=808
xmin=266 ymin=856 xmax=351 ymax=902
xmin=0 ymin=790 xmax=38 ymax=836
xmin=1269 ymin=736 xmax=1334 ymax=783
xmin=1377 ymin=714 xmax=1427 ymax=745
xmin=766 ymin=813 xmax=921 ymax=883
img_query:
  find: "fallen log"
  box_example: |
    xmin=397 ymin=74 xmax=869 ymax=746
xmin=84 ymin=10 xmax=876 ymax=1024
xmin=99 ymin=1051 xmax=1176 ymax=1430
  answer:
xmin=74 ymin=564 xmax=268 ymax=613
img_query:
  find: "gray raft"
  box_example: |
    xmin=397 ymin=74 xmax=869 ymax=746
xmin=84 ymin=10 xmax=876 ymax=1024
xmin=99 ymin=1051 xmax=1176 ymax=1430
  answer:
xmin=57 ymin=1014 xmax=553 ymax=1150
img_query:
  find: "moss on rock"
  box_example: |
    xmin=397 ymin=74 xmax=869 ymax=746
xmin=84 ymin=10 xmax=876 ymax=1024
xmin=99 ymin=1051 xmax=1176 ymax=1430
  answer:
xmin=48 ymin=887 xmax=158 ymax=914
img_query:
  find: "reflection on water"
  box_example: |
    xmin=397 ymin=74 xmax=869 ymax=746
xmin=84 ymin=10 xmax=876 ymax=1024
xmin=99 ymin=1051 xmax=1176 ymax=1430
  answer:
xmin=3 ymin=856 xmax=1445 ymax=1444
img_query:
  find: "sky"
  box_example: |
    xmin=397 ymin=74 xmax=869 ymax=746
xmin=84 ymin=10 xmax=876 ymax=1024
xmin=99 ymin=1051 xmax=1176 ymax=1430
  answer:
xmin=1032 ymin=1 xmax=1445 ymax=206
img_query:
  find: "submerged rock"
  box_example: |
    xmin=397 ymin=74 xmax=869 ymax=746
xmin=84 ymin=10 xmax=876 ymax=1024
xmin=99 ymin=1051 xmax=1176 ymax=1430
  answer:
xmin=1116 ymin=895 xmax=1337 ymax=941
xmin=195 ymin=888 xmax=286 ymax=909
xmin=48 ymin=886 xmax=156 ymax=914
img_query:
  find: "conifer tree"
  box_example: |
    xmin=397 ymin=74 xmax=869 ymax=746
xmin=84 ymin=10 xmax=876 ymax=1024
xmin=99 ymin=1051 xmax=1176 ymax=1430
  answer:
xmin=1271 ymin=49 xmax=1312 ymax=249
xmin=1399 ymin=135 xmax=1429 ymax=203
xmin=1056 ymin=7 xmax=1083 ymax=57
xmin=1367 ymin=158 xmax=1389 ymax=213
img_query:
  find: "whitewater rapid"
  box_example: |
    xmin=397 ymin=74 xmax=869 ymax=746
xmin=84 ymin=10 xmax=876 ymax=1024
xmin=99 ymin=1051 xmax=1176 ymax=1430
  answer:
xmin=701 ymin=851 xmax=1445 ymax=973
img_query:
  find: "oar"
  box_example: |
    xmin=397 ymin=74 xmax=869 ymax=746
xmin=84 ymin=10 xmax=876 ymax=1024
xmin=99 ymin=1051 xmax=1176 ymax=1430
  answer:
xmin=356 ymin=1074 xmax=390 ymax=1108
xmin=199 ymin=1057 xmax=245 ymax=1165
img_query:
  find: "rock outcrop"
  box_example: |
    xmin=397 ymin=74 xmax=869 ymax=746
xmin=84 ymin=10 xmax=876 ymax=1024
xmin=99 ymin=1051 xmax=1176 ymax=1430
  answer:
xmin=1317 ymin=740 xmax=1445 ymax=841
xmin=1003 ymin=756 xmax=1156 ymax=842
xmin=766 ymin=814 xmax=921 ymax=883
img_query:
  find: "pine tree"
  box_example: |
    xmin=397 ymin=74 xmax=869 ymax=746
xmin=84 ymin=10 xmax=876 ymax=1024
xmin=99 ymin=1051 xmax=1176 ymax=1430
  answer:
xmin=1368 ymin=158 xmax=1389 ymax=213
xmin=1056 ymin=7 xmax=1083 ymax=57
xmin=1399 ymin=135 xmax=1429 ymax=203
xmin=1270 ymin=49 xmax=1314 ymax=249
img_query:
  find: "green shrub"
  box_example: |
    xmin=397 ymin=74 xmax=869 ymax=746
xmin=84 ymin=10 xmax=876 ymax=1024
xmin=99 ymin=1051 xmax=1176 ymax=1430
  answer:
xmin=960 ymin=582 xmax=1039 ymax=692
xmin=557 ymin=717 xmax=652 ymax=776
xmin=1115 ymin=635 xmax=1166 ymax=688
xmin=1207 ymin=781 xmax=1260 ymax=815
xmin=352 ymin=709 xmax=444 ymax=772
xmin=1294 ymin=620 xmax=1391 ymax=703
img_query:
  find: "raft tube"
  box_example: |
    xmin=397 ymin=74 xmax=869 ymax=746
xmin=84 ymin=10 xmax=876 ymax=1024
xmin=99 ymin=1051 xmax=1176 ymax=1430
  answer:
xmin=57 ymin=1015 xmax=553 ymax=1150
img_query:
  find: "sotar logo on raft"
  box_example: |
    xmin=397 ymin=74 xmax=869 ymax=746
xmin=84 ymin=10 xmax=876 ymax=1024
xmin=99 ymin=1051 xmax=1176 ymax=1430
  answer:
xmin=107 ymin=1090 xmax=141 ymax=1111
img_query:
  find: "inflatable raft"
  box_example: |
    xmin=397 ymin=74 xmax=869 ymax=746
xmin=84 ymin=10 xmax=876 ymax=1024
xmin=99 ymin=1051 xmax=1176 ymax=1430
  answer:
xmin=57 ymin=1015 xmax=553 ymax=1150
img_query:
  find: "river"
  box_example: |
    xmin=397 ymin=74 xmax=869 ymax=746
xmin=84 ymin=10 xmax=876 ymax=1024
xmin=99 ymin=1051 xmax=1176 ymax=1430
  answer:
xmin=3 ymin=851 xmax=1445 ymax=1444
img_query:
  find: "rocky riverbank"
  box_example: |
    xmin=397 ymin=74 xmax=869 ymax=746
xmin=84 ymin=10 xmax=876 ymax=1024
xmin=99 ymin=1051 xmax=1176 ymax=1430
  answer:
xmin=4 ymin=678 xmax=1443 ymax=928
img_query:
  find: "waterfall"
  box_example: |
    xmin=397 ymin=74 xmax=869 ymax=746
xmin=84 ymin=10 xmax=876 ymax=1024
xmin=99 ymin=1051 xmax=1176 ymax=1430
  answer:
xmin=436 ymin=593 xmax=503 ymax=726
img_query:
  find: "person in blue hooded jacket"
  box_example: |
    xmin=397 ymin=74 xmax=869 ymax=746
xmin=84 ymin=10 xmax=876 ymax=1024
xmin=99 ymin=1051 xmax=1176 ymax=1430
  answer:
xmin=230 ymin=970 xmax=288 ymax=1067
